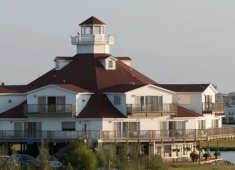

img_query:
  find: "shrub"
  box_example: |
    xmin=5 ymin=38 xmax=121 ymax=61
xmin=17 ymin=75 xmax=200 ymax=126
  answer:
xmin=190 ymin=151 xmax=199 ymax=162
xmin=214 ymin=151 xmax=221 ymax=158
xmin=67 ymin=139 xmax=97 ymax=170
xmin=144 ymin=155 xmax=167 ymax=170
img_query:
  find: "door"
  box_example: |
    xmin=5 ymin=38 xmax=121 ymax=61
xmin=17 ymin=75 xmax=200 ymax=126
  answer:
xmin=169 ymin=121 xmax=176 ymax=137
xmin=48 ymin=97 xmax=56 ymax=112
xmin=14 ymin=122 xmax=22 ymax=138
xmin=24 ymin=122 xmax=41 ymax=138
xmin=38 ymin=96 xmax=46 ymax=112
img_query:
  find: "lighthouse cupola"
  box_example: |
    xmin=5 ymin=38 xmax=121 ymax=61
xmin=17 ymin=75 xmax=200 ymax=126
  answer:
xmin=71 ymin=16 xmax=115 ymax=54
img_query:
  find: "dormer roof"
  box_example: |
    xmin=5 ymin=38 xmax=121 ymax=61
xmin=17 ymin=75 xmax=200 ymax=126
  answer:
xmin=115 ymin=57 xmax=132 ymax=61
xmin=54 ymin=56 xmax=74 ymax=61
xmin=158 ymin=84 xmax=210 ymax=92
xmin=79 ymin=16 xmax=106 ymax=26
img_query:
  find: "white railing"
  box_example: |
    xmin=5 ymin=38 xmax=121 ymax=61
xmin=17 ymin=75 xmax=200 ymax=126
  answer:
xmin=71 ymin=35 xmax=114 ymax=44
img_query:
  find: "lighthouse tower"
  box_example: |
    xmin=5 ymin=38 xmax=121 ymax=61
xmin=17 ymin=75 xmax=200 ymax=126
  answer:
xmin=71 ymin=16 xmax=115 ymax=54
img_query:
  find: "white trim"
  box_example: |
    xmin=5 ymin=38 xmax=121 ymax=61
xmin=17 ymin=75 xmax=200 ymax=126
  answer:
xmin=26 ymin=84 xmax=90 ymax=95
xmin=125 ymin=84 xmax=175 ymax=94
xmin=0 ymin=93 xmax=25 ymax=96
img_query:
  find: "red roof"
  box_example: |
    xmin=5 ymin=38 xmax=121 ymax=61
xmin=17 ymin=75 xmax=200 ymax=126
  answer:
xmin=0 ymin=85 xmax=28 ymax=93
xmin=158 ymin=84 xmax=210 ymax=92
xmin=176 ymin=106 xmax=201 ymax=117
xmin=54 ymin=84 xmax=90 ymax=93
xmin=77 ymin=94 xmax=126 ymax=118
xmin=101 ymin=84 xmax=145 ymax=93
xmin=29 ymin=54 xmax=157 ymax=92
xmin=79 ymin=16 xmax=105 ymax=25
xmin=25 ymin=53 xmax=156 ymax=118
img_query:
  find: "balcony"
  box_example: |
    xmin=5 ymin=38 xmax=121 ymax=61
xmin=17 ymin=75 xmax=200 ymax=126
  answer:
xmin=127 ymin=104 xmax=177 ymax=117
xmin=24 ymin=104 xmax=76 ymax=117
xmin=0 ymin=127 xmax=234 ymax=143
xmin=71 ymin=35 xmax=114 ymax=45
xmin=203 ymin=102 xmax=224 ymax=115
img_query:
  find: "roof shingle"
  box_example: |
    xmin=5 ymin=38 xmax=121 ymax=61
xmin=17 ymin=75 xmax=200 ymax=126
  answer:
xmin=79 ymin=16 xmax=105 ymax=25
xmin=158 ymin=84 xmax=210 ymax=92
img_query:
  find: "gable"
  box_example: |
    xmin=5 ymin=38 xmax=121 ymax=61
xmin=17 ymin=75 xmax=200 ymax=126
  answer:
xmin=126 ymin=84 xmax=175 ymax=95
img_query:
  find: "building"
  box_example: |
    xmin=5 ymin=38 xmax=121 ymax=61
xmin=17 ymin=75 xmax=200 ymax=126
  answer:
xmin=0 ymin=16 xmax=230 ymax=160
xmin=223 ymin=92 xmax=235 ymax=124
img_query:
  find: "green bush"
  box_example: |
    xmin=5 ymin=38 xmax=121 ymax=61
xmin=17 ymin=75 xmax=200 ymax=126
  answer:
xmin=144 ymin=155 xmax=167 ymax=170
xmin=67 ymin=139 xmax=97 ymax=170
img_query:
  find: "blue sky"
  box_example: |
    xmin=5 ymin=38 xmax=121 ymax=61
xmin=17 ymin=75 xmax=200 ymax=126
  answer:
xmin=1 ymin=0 xmax=235 ymax=93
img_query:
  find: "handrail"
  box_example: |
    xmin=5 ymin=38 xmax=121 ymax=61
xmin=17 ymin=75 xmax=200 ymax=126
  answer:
xmin=24 ymin=104 xmax=76 ymax=114
xmin=0 ymin=127 xmax=234 ymax=141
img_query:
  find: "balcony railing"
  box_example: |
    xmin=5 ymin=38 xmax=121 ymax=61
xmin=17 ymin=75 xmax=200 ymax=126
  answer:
xmin=24 ymin=104 xmax=76 ymax=116
xmin=127 ymin=104 xmax=177 ymax=116
xmin=203 ymin=102 xmax=224 ymax=113
xmin=71 ymin=35 xmax=114 ymax=45
xmin=0 ymin=127 xmax=234 ymax=141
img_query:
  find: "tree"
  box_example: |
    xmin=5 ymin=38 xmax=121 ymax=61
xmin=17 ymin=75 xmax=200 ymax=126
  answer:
xmin=67 ymin=139 xmax=97 ymax=170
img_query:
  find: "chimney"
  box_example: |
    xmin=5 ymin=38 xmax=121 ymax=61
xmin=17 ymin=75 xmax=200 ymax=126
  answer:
xmin=1 ymin=82 xmax=4 ymax=86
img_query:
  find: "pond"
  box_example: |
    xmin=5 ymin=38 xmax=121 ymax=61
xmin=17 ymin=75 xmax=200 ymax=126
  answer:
xmin=220 ymin=151 xmax=235 ymax=164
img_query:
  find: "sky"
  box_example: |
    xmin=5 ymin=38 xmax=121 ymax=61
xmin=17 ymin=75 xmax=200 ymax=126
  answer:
xmin=1 ymin=0 xmax=235 ymax=93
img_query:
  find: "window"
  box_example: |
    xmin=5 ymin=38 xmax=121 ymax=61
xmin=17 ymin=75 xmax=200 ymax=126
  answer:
xmin=62 ymin=122 xmax=75 ymax=131
xmin=108 ymin=60 xmax=113 ymax=68
xmin=198 ymin=120 xmax=206 ymax=129
xmin=24 ymin=122 xmax=41 ymax=138
xmin=93 ymin=26 xmax=101 ymax=34
xmin=177 ymin=95 xmax=191 ymax=104
xmin=113 ymin=122 xmax=140 ymax=137
xmin=114 ymin=96 xmax=121 ymax=105
xmin=212 ymin=119 xmax=219 ymax=128
xmin=164 ymin=145 xmax=171 ymax=157
xmin=135 ymin=96 xmax=163 ymax=111
xmin=84 ymin=26 xmax=92 ymax=34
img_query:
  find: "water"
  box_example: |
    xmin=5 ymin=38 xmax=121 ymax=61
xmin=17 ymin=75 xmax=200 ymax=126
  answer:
xmin=220 ymin=151 xmax=235 ymax=163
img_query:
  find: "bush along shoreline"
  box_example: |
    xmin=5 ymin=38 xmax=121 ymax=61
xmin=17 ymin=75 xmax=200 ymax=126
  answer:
xmin=202 ymin=146 xmax=235 ymax=151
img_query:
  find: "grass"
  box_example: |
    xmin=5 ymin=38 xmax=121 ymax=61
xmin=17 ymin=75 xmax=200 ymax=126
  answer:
xmin=168 ymin=164 xmax=235 ymax=170
xmin=200 ymin=138 xmax=235 ymax=151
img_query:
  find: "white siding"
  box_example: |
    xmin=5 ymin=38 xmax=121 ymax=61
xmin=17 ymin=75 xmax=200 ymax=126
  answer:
xmin=0 ymin=95 xmax=26 ymax=113
xmin=202 ymin=86 xmax=217 ymax=103
xmin=76 ymin=94 xmax=91 ymax=116
xmin=126 ymin=85 xmax=173 ymax=104
xmin=175 ymin=92 xmax=202 ymax=114
xmin=55 ymin=60 xmax=72 ymax=70
xmin=106 ymin=94 xmax=126 ymax=115
xmin=27 ymin=86 xmax=76 ymax=105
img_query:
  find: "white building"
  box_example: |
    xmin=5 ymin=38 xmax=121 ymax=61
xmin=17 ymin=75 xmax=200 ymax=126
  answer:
xmin=223 ymin=92 xmax=235 ymax=124
xmin=0 ymin=16 xmax=229 ymax=160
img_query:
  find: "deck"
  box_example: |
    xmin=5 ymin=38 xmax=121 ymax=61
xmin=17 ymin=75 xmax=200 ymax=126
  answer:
xmin=0 ymin=127 xmax=234 ymax=143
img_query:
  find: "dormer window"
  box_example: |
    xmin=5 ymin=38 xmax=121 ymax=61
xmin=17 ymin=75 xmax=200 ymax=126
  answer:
xmin=108 ymin=60 xmax=114 ymax=68
xmin=99 ymin=56 xmax=117 ymax=70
